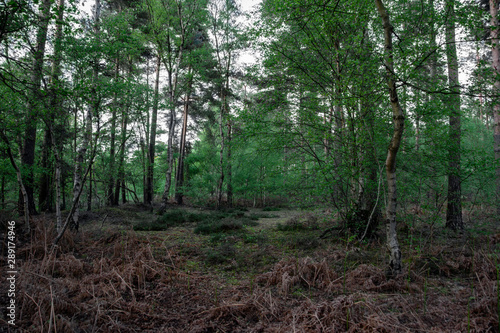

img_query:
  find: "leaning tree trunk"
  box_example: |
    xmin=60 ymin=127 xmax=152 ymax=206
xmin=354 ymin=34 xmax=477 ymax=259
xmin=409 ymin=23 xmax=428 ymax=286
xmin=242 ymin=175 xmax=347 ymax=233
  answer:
xmin=490 ymin=0 xmax=500 ymax=216
xmin=375 ymin=0 xmax=404 ymax=277
xmin=20 ymin=0 xmax=51 ymax=216
xmin=445 ymin=0 xmax=463 ymax=230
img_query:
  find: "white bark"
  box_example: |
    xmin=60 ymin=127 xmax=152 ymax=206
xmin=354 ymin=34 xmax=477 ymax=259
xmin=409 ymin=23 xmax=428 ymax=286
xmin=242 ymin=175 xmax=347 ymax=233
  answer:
xmin=375 ymin=0 xmax=404 ymax=277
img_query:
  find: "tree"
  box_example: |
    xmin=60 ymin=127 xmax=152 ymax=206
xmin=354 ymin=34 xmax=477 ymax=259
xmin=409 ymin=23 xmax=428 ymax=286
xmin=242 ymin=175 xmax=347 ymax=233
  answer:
xmin=490 ymin=0 xmax=500 ymax=216
xmin=145 ymin=53 xmax=161 ymax=206
xmin=20 ymin=0 xmax=52 ymax=217
xmin=375 ymin=0 xmax=404 ymax=277
xmin=445 ymin=0 xmax=463 ymax=230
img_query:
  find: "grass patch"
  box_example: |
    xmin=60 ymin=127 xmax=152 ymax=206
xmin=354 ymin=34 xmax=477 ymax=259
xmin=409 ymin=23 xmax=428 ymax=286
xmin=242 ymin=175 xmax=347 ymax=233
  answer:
xmin=276 ymin=214 xmax=319 ymax=231
xmin=249 ymin=212 xmax=279 ymax=220
xmin=133 ymin=209 xmax=212 ymax=231
xmin=194 ymin=217 xmax=258 ymax=235
xmin=262 ymin=207 xmax=281 ymax=211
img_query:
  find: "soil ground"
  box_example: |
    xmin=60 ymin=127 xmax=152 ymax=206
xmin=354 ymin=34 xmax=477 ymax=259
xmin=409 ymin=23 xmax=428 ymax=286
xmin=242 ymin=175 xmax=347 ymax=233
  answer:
xmin=0 ymin=203 xmax=499 ymax=332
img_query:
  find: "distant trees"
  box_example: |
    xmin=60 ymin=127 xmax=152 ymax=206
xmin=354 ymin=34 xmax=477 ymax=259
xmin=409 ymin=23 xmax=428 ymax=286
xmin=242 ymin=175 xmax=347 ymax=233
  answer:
xmin=0 ymin=0 xmax=498 ymax=269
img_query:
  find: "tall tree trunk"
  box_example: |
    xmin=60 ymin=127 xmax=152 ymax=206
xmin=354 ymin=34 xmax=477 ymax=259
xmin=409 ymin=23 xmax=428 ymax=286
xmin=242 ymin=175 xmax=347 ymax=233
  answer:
xmin=175 ymin=89 xmax=190 ymax=205
xmin=115 ymin=108 xmax=128 ymax=205
xmin=115 ymin=59 xmax=132 ymax=205
xmin=146 ymin=54 xmax=161 ymax=206
xmin=445 ymin=0 xmax=463 ymax=230
xmin=87 ymin=165 xmax=92 ymax=211
xmin=160 ymin=33 xmax=184 ymax=211
xmin=73 ymin=0 xmax=99 ymax=229
xmin=41 ymin=0 xmax=67 ymax=216
xmin=38 ymin=129 xmax=53 ymax=212
xmin=162 ymin=105 xmax=176 ymax=208
xmin=375 ymin=0 xmax=404 ymax=277
xmin=227 ymin=119 xmax=233 ymax=208
xmin=20 ymin=0 xmax=52 ymax=216
xmin=73 ymin=107 xmax=92 ymax=230
xmin=490 ymin=0 xmax=500 ymax=216
xmin=51 ymin=129 xmax=63 ymax=231
xmin=108 ymin=57 xmax=119 ymax=206
xmin=216 ymin=91 xmax=226 ymax=210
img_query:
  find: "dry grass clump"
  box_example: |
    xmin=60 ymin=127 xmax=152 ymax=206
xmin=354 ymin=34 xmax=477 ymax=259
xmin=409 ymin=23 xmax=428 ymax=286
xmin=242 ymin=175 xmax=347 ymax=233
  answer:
xmin=16 ymin=228 xmax=178 ymax=332
xmin=256 ymin=257 xmax=338 ymax=294
xmin=6 ymin=209 xmax=499 ymax=333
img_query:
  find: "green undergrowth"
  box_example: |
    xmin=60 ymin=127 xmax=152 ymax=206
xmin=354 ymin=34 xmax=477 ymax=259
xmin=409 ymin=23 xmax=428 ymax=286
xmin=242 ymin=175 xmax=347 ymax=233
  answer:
xmin=194 ymin=217 xmax=259 ymax=235
xmin=262 ymin=206 xmax=281 ymax=211
xmin=133 ymin=208 xmax=258 ymax=232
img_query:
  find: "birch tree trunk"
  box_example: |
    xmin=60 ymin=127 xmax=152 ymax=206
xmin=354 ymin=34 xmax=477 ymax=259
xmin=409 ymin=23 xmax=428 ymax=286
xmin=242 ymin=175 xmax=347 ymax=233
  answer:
xmin=72 ymin=108 xmax=92 ymax=230
xmin=445 ymin=0 xmax=463 ymax=230
xmin=73 ymin=0 xmax=99 ymax=229
xmin=490 ymin=0 xmax=500 ymax=216
xmin=49 ymin=0 xmax=65 ymax=231
xmin=375 ymin=0 xmax=403 ymax=277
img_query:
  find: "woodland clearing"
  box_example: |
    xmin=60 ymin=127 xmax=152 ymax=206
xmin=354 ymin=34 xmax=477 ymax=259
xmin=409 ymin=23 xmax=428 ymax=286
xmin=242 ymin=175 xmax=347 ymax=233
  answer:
xmin=1 ymin=203 xmax=499 ymax=332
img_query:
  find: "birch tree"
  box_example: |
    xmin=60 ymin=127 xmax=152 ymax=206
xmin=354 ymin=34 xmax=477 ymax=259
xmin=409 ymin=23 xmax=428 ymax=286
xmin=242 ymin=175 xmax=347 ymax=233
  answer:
xmin=375 ymin=0 xmax=404 ymax=277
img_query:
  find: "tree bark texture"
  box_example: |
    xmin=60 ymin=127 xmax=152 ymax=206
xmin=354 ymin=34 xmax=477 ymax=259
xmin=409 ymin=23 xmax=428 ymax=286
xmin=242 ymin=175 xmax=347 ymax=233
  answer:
xmin=375 ymin=0 xmax=404 ymax=277
xmin=445 ymin=0 xmax=463 ymax=230
xmin=491 ymin=0 xmax=500 ymax=216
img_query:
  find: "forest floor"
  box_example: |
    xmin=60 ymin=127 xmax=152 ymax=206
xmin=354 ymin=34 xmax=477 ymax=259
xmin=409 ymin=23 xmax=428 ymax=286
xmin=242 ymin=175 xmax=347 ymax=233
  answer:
xmin=1 ymin=203 xmax=499 ymax=332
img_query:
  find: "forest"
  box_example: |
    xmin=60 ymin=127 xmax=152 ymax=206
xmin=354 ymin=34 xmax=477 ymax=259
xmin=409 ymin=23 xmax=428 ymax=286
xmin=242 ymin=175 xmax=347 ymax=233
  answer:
xmin=0 ymin=0 xmax=500 ymax=330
